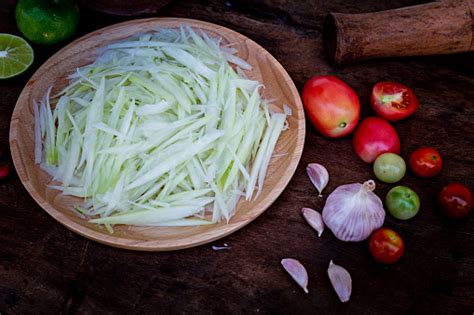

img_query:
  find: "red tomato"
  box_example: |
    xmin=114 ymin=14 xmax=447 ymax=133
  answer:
xmin=371 ymin=82 xmax=419 ymax=121
xmin=409 ymin=147 xmax=443 ymax=177
xmin=369 ymin=228 xmax=405 ymax=264
xmin=352 ymin=117 xmax=400 ymax=163
xmin=302 ymin=76 xmax=360 ymax=138
xmin=438 ymin=183 xmax=473 ymax=219
xmin=0 ymin=162 xmax=10 ymax=181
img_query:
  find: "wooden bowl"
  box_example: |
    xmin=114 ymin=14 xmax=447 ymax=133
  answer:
xmin=9 ymin=18 xmax=305 ymax=251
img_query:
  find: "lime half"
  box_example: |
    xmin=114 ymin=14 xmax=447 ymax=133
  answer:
xmin=0 ymin=34 xmax=34 ymax=79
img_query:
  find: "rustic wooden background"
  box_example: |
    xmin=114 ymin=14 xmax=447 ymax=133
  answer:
xmin=1 ymin=0 xmax=473 ymax=313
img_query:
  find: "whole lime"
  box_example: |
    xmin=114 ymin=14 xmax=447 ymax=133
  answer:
xmin=16 ymin=0 xmax=79 ymax=45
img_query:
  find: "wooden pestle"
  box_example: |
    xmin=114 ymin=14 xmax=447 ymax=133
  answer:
xmin=323 ymin=0 xmax=474 ymax=65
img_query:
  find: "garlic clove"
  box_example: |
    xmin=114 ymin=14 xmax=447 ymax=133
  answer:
xmin=327 ymin=260 xmax=352 ymax=303
xmin=281 ymin=258 xmax=309 ymax=293
xmin=306 ymin=163 xmax=329 ymax=197
xmin=301 ymin=207 xmax=324 ymax=237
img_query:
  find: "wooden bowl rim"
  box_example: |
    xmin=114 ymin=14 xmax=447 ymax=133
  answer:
xmin=9 ymin=17 xmax=305 ymax=251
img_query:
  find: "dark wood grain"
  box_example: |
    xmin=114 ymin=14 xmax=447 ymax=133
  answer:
xmin=79 ymin=0 xmax=173 ymax=16
xmin=1 ymin=0 xmax=473 ymax=313
xmin=324 ymin=0 xmax=474 ymax=65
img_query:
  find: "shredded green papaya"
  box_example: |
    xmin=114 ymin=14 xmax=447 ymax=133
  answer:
xmin=35 ymin=26 xmax=288 ymax=228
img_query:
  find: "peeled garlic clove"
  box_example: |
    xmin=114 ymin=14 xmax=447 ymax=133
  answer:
xmin=327 ymin=260 xmax=352 ymax=303
xmin=281 ymin=258 xmax=309 ymax=293
xmin=306 ymin=163 xmax=329 ymax=197
xmin=301 ymin=207 xmax=324 ymax=237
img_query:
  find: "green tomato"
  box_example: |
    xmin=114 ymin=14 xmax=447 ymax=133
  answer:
xmin=386 ymin=186 xmax=420 ymax=220
xmin=373 ymin=153 xmax=406 ymax=183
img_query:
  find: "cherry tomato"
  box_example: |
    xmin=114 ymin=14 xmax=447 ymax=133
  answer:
xmin=0 ymin=162 xmax=11 ymax=181
xmin=409 ymin=147 xmax=442 ymax=178
xmin=371 ymin=82 xmax=419 ymax=121
xmin=352 ymin=117 xmax=400 ymax=163
xmin=386 ymin=186 xmax=420 ymax=220
xmin=438 ymin=183 xmax=473 ymax=219
xmin=302 ymin=76 xmax=360 ymax=138
xmin=369 ymin=228 xmax=405 ymax=264
xmin=373 ymin=153 xmax=406 ymax=183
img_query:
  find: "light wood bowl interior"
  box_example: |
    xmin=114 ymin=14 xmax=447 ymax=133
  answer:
xmin=9 ymin=18 xmax=305 ymax=251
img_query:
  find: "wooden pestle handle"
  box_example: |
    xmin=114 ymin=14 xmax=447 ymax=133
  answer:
xmin=323 ymin=0 xmax=474 ymax=65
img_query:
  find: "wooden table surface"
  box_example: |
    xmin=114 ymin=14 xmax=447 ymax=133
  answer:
xmin=1 ymin=0 xmax=473 ymax=313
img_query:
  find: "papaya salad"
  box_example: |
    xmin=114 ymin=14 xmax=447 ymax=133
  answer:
xmin=34 ymin=26 xmax=288 ymax=231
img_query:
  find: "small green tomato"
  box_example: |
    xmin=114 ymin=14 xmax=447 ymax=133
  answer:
xmin=373 ymin=153 xmax=406 ymax=183
xmin=386 ymin=186 xmax=420 ymax=220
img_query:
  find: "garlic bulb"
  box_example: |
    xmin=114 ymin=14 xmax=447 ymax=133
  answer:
xmin=322 ymin=180 xmax=385 ymax=242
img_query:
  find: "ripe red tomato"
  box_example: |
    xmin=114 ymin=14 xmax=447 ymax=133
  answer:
xmin=0 ymin=163 xmax=11 ymax=181
xmin=371 ymin=82 xmax=419 ymax=121
xmin=302 ymin=76 xmax=360 ymax=138
xmin=369 ymin=228 xmax=404 ymax=264
xmin=352 ymin=117 xmax=400 ymax=163
xmin=438 ymin=183 xmax=473 ymax=219
xmin=409 ymin=147 xmax=442 ymax=177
